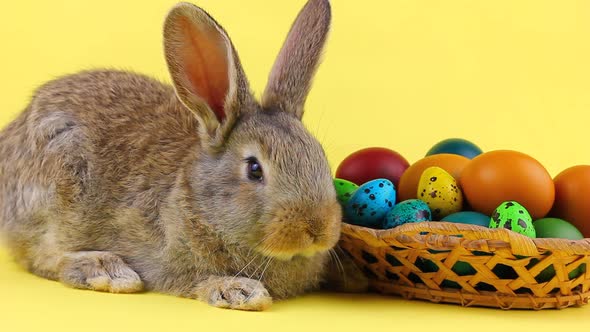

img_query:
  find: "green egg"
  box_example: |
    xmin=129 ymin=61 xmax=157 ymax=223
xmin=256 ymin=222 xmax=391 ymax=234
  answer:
xmin=527 ymin=218 xmax=585 ymax=282
xmin=493 ymin=263 xmax=519 ymax=279
xmin=453 ymin=261 xmax=476 ymax=276
xmin=421 ymin=250 xmax=480 ymax=276
xmin=333 ymin=178 xmax=359 ymax=205
xmin=527 ymin=258 xmax=585 ymax=283
xmin=441 ymin=211 xmax=490 ymax=227
xmin=489 ymin=201 xmax=536 ymax=238
xmin=419 ymin=254 xmax=477 ymax=290
xmin=533 ymin=218 xmax=584 ymax=239
xmin=417 ymin=249 xmax=494 ymax=290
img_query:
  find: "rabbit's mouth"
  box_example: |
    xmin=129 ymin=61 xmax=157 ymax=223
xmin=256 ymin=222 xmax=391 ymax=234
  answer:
xmin=254 ymin=239 xmax=335 ymax=261
xmin=253 ymin=204 xmax=342 ymax=261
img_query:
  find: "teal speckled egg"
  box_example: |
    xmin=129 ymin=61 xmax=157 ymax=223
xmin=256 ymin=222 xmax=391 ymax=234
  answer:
xmin=383 ymin=199 xmax=431 ymax=229
xmin=333 ymin=178 xmax=359 ymax=205
xmin=344 ymin=179 xmax=396 ymax=228
xmin=489 ymin=201 xmax=536 ymax=238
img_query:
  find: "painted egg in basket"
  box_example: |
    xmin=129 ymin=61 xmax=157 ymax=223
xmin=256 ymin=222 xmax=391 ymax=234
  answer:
xmin=383 ymin=199 xmax=431 ymax=229
xmin=344 ymin=179 xmax=396 ymax=228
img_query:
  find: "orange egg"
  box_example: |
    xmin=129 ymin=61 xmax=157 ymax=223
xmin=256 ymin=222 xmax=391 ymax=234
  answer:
xmin=398 ymin=154 xmax=470 ymax=202
xmin=459 ymin=150 xmax=554 ymax=220
xmin=550 ymin=165 xmax=590 ymax=238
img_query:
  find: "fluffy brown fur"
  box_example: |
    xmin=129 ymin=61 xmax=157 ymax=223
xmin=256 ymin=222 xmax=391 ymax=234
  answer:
xmin=0 ymin=0 xmax=366 ymax=311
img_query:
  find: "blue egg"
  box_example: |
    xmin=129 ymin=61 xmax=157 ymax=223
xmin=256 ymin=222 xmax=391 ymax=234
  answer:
xmin=426 ymin=138 xmax=483 ymax=159
xmin=440 ymin=211 xmax=490 ymax=227
xmin=344 ymin=179 xmax=396 ymax=228
xmin=383 ymin=199 xmax=431 ymax=229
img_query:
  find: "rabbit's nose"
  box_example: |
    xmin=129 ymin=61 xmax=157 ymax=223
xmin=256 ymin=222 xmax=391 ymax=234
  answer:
xmin=304 ymin=218 xmax=321 ymax=235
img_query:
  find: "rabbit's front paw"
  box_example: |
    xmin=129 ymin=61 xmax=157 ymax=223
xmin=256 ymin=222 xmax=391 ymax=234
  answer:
xmin=194 ymin=276 xmax=272 ymax=311
xmin=58 ymin=251 xmax=144 ymax=293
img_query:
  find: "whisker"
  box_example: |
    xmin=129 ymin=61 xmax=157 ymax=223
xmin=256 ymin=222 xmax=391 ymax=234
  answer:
xmin=314 ymin=105 xmax=326 ymax=141
xmin=259 ymin=257 xmax=273 ymax=283
xmin=235 ymin=232 xmax=276 ymax=278
xmin=245 ymin=256 xmax=273 ymax=303
xmin=247 ymin=256 xmax=267 ymax=279
xmin=335 ymin=245 xmax=349 ymax=257
xmin=330 ymin=248 xmax=345 ymax=277
xmin=254 ymin=226 xmax=287 ymax=258
xmin=230 ymin=255 xmax=257 ymax=282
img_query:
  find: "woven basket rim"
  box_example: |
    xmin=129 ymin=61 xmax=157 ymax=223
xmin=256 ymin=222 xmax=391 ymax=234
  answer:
xmin=341 ymin=221 xmax=590 ymax=256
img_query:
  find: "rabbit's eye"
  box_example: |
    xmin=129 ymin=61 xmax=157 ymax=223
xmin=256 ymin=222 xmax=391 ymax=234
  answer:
xmin=246 ymin=157 xmax=263 ymax=181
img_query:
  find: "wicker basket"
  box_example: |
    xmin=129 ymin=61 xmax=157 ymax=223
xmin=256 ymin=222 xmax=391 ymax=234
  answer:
xmin=339 ymin=221 xmax=590 ymax=310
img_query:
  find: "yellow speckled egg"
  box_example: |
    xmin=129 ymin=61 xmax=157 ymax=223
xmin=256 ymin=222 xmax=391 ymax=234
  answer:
xmin=417 ymin=167 xmax=463 ymax=220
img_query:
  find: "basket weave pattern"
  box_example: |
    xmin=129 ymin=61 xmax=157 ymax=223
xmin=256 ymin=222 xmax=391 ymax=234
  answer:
xmin=339 ymin=221 xmax=590 ymax=309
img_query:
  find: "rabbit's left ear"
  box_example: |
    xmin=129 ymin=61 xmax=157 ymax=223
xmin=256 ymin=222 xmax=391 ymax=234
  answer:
xmin=262 ymin=0 xmax=331 ymax=120
xmin=164 ymin=2 xmax=253 ymax=142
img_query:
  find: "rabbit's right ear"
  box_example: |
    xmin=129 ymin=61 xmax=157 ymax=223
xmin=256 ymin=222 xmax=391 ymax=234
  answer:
xmin=261 ymin=0 xmax=331 ymax=120
xmin=164 ymin=2 xmax=252 ymax=146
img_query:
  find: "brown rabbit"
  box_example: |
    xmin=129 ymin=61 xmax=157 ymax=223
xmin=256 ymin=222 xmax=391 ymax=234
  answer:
xmin=0 ymin=0 xmax=367 ymax=311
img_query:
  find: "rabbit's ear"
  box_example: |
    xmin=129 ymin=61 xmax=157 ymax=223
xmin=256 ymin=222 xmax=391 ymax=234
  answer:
xmin=164 ymin=3 xmax=252 ymax=140
xmin=261 ymin=0 xmax=331 ymax=120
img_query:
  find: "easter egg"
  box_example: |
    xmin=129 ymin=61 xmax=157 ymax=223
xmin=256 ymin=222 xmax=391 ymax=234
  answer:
xmin=383 ymin=199 xmax=431 ymax=229
xmin=550 ymin=165 xmax=590 ymax=237
xmin=489 ymin=201 xmax=536 ymax=238
xmin=533 ymin=218 xmax=583 ymax=239
xmin=453 ymin=261 xmax=477 ymax=276
xmin=417 ymin=167 xmax=463 ymax=220
xmin=344 ymin=179 xmax=396 ymax=228
xmin=426 ymin=138 xmax=483 ymax=159
xmin=460 ymin=150 xmax=554 ymax=220
xmin=398 ymin=154 xmax=470 ymax=202
xmin=441 ymin=211 xmax=490 ymax=227
xmin=528 ymin=219 xmax=584 ymax=282
xmin=493 ymin=264 xmax=519 ymax=280
xmin=528 ymin=259 xmax=585 ymax=283
xmin=419 ymin=250 xmax=481 ymax=280
xmin=335 ymin=147 xmax=409 ymax=188
xmin=333 ymin=178 xmax=359 ymax=205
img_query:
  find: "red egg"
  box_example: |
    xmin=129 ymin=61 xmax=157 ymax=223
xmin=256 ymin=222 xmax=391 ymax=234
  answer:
xmin=335 ymin=147 xmax=409 ymax=188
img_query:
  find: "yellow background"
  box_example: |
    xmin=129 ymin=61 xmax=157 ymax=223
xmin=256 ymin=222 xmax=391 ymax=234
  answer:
xmin=1 ymin=0 xmax=590 ymax=330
